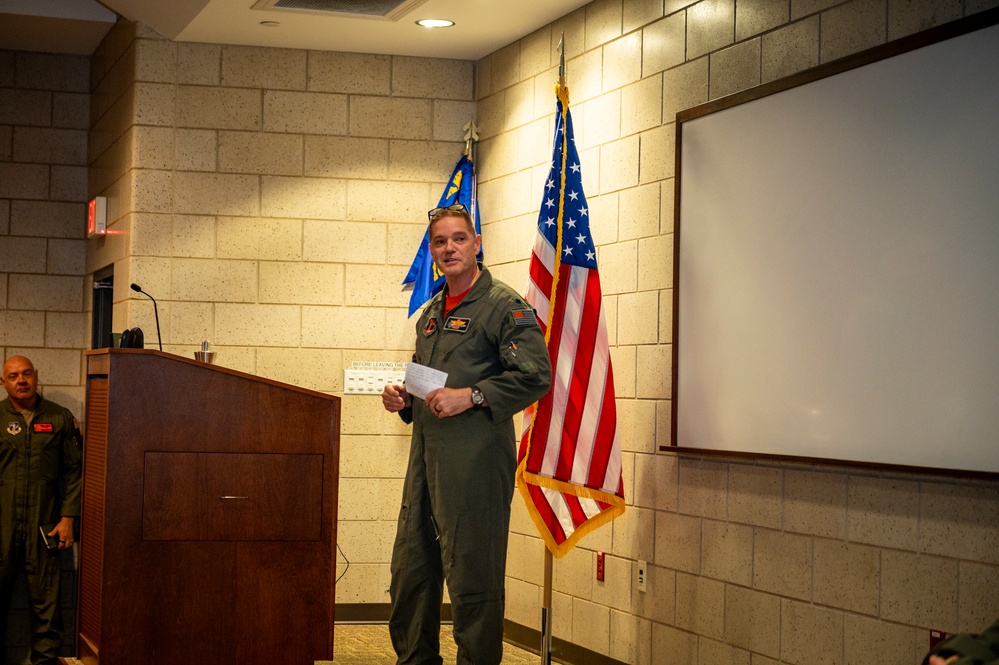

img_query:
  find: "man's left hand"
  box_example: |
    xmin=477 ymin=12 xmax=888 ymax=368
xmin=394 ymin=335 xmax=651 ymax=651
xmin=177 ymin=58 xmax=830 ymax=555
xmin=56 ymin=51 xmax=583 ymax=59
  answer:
xmin=49 ymin=516 xmax=75 ymax=550
xmin=426 ymin=387 xmax=473 ymax=419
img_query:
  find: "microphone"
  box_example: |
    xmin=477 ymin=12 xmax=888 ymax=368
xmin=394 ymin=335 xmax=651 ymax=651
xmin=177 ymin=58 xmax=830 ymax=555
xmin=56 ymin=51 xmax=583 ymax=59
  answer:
xmin=130 ymin=283 xmax=163 ymax=351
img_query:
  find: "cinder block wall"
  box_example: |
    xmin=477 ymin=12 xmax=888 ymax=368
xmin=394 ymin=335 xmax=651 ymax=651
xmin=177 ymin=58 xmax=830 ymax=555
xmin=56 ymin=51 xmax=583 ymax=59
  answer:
xmin=6 ymin=1 xmax=999 ymax=663
xmin=476 ymin=0 xmax=999 ymax=663
xmin=84 ymin=19 xmax=476 ymax=605
xmin=0 ymin=50 xmax=89 ymax=415
xmin=0 ymin=49 xmax=89 ymax=662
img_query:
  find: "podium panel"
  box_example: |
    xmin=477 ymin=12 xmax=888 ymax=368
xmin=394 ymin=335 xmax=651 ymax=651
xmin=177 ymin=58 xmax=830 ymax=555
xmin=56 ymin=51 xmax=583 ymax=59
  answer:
xmin=79 ymin=349 xmax=340 ymax=665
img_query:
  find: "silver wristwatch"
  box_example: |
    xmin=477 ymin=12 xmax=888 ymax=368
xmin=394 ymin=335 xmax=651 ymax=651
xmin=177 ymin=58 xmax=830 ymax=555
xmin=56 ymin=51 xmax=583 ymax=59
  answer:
xmin=471 ymin=386 xmax=485 ymax=407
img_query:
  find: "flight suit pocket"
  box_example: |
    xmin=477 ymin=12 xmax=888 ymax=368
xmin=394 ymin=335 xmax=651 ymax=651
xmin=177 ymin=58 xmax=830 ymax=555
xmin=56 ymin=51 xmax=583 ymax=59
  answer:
xmin=34 ymin=433 xmax=60 ymax=481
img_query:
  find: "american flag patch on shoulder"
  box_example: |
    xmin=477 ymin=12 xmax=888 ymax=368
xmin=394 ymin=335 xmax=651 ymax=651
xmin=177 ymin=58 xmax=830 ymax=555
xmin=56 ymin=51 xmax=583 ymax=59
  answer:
xmin=512 ymin=309 xmax=538 ymax=327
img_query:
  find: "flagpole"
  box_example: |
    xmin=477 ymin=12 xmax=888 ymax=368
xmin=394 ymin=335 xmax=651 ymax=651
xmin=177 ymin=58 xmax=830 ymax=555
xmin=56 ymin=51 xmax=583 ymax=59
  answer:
xmin=541 ymin=549 xmax=553 ymax=665
xmin=537 ymin=33 xmax=566 ymax=665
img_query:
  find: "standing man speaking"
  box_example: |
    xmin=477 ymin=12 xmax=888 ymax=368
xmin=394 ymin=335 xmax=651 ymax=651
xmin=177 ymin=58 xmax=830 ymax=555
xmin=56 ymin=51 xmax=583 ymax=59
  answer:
xmin=0 ymin=356 xmax=82 ymax=665
xmin=382 ymin=204 xmax=551 ymax=665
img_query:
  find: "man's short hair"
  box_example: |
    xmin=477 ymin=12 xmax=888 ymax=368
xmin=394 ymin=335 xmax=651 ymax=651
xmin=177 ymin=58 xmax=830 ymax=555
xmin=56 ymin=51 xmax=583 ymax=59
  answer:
xmin=428 ymin=204 xmax=475 ymax=237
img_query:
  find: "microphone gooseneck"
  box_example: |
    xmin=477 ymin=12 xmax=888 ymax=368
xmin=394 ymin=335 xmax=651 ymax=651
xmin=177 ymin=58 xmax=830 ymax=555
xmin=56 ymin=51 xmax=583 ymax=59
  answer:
xmin=130 ymin=283 xmax=163 ymax=352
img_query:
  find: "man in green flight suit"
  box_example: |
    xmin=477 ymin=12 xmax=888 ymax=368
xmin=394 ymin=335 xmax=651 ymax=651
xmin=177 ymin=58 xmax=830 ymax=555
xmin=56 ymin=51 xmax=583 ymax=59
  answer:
xmin=0 ymin=356 xmax=82 ymax=665
xmin=382 ymin=204 xmax=552 ymax=665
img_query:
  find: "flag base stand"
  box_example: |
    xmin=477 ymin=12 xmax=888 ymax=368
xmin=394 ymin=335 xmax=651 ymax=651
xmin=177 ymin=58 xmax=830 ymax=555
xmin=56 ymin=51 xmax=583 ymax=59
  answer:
xmin=540 ymin=606 xmax=553 ymax=665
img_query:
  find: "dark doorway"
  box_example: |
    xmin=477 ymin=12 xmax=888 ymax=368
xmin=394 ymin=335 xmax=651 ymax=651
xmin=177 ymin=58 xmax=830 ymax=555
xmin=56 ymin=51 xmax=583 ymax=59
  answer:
xmin=91 ymin=265 xmax=114 ymax=349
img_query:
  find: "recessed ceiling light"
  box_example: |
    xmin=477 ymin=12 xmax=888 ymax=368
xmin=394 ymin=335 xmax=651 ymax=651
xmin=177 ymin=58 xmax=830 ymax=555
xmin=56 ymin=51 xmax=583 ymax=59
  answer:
xmin=416 ymin=19 xmax=454 ymax=28
xmin=260 ymin=20 xmax=280 ymax=27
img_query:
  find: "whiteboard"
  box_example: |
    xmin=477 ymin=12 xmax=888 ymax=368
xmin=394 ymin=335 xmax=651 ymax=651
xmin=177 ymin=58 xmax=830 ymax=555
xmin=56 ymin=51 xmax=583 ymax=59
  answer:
xmin=674 ymin=19 xmax=999 ymax=474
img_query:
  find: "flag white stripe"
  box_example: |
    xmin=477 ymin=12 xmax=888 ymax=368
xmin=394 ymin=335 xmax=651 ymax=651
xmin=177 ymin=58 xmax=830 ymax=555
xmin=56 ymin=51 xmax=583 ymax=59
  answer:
xmin=572 ymin=304 xmax=609 ymax=484
xmin=580 ymin=297 xmax=612 ymax=483
xmin=601 ymin=429 xmax=623 ymax=493
xmin=533 ymin=232 xmax=556 ymax=273
xmin=579 ymin=496 xmax=602 ymax=520
xmin=542 ymin=486 xmax=576 ymax=540
xmin=524 ymin=281 xmax=550 ymax=323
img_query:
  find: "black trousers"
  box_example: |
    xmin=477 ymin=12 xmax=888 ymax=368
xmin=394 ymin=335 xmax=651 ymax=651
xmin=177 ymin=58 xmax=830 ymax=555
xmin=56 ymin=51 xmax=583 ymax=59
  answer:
xmin=0 ymin=532 xmax=64 ymax=665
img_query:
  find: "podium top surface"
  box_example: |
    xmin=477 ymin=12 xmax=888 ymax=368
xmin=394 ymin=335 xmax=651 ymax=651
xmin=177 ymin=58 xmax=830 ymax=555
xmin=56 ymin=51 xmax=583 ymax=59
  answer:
xmin=86 ymin=348 xmax=340 ymax=403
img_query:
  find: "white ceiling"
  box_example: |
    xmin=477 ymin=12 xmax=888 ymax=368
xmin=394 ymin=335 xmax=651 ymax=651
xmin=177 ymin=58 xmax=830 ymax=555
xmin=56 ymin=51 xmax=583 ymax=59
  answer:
xmin=1 ymin=0 xmax=591 ymax=60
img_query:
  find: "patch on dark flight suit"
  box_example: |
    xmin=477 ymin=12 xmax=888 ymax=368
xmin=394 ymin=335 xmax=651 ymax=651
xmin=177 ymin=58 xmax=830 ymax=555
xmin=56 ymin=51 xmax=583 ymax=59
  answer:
xmin=423 ymin=317 xmax=438 ymax=336
xmin=444 ymin=316 xmax=470 ymax=332
xmin=512 ymin=309 xmax=538 ymax=327
xmin=6 ymin=422 xmax=21 ymax=436
xmin=33 ymin=423 xmax=53 ymax=433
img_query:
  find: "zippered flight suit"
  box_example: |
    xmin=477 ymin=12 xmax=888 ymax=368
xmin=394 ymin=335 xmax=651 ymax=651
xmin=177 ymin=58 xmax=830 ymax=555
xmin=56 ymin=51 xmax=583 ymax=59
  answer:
xmin=0 ymin=396 xmax=82 ymax=665
xmin=389 ymin=266 xmax=551 ymax=665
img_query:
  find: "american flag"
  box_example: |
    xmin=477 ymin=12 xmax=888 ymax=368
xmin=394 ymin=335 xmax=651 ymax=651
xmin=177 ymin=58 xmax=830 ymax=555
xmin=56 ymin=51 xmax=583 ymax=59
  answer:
xmin=516 ymin=85 xmax=625 ymax=558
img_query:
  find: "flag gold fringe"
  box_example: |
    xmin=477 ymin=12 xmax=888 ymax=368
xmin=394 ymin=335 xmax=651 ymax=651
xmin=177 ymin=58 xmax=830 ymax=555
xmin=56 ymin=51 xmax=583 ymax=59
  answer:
xmin=516 ymin=458 xmax=626 ymax=559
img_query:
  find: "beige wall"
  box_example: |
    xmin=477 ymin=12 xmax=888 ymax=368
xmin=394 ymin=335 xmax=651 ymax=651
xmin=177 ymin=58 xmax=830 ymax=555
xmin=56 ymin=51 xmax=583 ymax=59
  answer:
xmin=0 ymin=48 xmax=89 ymax=661
xmin=0 ymin=50 xmax=89 ymax=416
xmin=84 ymin=19 xmax=476 ymax=607
xmin=4 ymin=0 xmax=999 ymax=663
xmin=475 ymin=0 xmax=999 ymax=664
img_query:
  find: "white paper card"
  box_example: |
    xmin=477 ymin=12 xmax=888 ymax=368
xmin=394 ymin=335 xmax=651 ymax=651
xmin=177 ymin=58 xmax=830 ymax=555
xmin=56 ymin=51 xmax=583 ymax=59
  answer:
xmin=404 ymin=362 xmax=448 ymax=401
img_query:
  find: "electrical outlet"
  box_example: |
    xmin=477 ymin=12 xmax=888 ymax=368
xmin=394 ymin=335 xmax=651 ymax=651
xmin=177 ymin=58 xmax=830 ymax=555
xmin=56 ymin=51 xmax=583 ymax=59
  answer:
xmin=929 ymin=629 xmax=950 ymax=650
xmin=635 ymin=560 xmax=647 ymax=592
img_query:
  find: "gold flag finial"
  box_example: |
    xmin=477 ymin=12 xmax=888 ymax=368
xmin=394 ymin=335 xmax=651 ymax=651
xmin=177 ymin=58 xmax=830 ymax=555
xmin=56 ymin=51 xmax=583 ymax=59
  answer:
xmin=557 ymin=32 xmax=566 ymax=89
xmin=463 ymin=118 xmax=479 ymax=158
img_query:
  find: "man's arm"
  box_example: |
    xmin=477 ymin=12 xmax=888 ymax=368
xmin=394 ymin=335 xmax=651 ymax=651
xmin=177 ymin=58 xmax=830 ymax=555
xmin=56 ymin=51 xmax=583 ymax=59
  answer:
xmin=56 ymin=417 xmax=83 ymax=550
xmin=475 ymin=306 xmax=552 ymax=423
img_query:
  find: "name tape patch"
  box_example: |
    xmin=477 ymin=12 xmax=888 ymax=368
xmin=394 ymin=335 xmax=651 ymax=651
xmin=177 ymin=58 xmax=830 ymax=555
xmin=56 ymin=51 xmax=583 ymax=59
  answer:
xmin=33 ymin=423 xmax=54 ymax=433
xmin=444 ymin=316 xmax=470 ymax=333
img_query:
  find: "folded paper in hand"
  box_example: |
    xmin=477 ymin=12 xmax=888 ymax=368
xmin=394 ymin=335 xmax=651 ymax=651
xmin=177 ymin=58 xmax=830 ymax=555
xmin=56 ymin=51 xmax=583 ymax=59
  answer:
xmin=404 ymin=363 xmax=447 ymax=401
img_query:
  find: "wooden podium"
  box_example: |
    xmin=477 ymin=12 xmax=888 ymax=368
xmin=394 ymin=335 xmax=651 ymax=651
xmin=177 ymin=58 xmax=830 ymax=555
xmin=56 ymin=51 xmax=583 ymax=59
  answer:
xmin=78 ymin=349 xmax=340 ymax=665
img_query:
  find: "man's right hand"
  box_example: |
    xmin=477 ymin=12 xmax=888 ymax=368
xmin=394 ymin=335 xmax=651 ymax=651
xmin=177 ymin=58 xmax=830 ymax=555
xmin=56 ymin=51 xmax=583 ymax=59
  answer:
xmin=928 ymin=656 xmax=959 ymax=665
xmin=382 ymin=384 xmax=411 ymax=413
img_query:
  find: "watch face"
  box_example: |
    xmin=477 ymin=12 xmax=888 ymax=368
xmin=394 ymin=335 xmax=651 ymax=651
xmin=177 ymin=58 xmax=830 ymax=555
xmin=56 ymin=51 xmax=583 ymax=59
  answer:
xmin=472 ymin=389 xmax=484 ymax=405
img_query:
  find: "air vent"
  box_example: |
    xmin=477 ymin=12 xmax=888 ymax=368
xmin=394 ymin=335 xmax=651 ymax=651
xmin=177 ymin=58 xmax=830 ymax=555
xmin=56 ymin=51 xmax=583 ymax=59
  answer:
xmin=252 ymin=0 xmax=428 ymax=20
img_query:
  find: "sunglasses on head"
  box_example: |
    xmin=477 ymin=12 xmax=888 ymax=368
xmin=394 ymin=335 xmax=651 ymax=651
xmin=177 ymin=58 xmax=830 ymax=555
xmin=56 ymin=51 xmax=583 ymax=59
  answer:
xmin=428 ymin=203 xmax=468 ymax=222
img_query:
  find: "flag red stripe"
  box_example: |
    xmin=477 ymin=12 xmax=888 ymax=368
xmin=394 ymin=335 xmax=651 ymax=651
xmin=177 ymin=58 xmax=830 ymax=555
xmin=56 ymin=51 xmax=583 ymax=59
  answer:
xmin=529 ymin=249 xmax=553 ymax=299
xmin=573 ymin=269 xmax=607 ymax=485
xmin=528 ymin=483 xmax=567 ymax=545
xmin=564 ymin=492 xmax=589 ymax=529
xmin=586 ymin=374 xmax=617 ymax=489
xmin=554 ymin=268 xmax=601 ymax=480
xmin=525 ymin=262 xmax=572 ymax=473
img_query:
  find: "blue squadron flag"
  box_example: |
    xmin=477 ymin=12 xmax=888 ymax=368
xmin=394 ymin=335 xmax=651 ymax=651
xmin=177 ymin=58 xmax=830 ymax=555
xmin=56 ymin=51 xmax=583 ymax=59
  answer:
xmin=402 ymin=154 xmax=482 ymax=317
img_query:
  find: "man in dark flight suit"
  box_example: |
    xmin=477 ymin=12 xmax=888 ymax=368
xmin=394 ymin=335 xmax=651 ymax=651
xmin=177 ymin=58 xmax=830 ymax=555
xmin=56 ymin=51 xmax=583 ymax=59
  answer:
xmin=0 ymin=356 xmax=82 ymax=665
xmin=382 ymin=204 xmax=551 ymax=665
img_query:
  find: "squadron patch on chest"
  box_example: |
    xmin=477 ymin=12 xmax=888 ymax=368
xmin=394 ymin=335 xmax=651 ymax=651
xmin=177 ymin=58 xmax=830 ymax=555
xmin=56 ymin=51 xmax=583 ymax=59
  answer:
xmin=444 ymin=316 xmax=471 ymax=333
xmin=423 ymin=317 xmax=438 ymax=337
xmin=33 ymin=423 xmax=53 ymax=433
xmin=6 ymin=422 xmax=21 ymax=436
